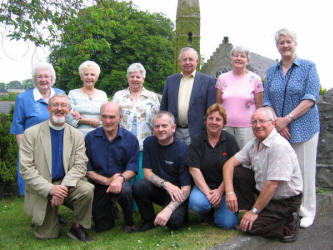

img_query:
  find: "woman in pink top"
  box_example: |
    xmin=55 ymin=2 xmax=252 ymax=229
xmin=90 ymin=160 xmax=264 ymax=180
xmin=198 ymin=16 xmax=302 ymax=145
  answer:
xmin=216 ymin=46 xmax=263 ymax=148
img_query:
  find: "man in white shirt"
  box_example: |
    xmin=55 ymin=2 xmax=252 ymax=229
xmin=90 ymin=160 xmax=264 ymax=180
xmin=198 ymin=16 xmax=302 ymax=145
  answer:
xmin=223 ymin=108 xmax=303 ymax=242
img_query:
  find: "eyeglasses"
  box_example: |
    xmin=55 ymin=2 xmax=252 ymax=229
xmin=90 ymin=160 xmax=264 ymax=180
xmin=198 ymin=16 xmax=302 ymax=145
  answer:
xmin=50 ymin=103 xmax=69 ymax=108
xmin=251 ymin=119 xmax=271 ymax=126
xmin=36 ymin=75 xmax=51 ymax=80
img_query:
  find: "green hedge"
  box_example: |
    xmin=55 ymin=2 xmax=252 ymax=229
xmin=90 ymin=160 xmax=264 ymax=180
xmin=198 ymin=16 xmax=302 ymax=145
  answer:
xmin=0 ymin=106 xmax=17 ymax=183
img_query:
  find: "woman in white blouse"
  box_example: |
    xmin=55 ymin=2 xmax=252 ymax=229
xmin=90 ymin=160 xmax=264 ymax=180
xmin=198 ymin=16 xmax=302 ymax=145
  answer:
xmin=67 ymin=60 xmax=108 ymax=136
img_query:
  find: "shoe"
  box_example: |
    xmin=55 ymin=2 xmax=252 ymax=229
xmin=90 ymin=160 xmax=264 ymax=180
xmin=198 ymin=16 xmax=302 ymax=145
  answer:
xmin=279 ymin=212 xmax=300 ymax=243
xmin=300 ymin=216 xmax=314 ymax=228
xmin=68 ymin=225 xmax=93 ymax=242
xmin=58 ymin=214 xmax=66 ymax=225
xmin=124 ymin=224 xmax=137 ymax=233
xmin=138 ymin=221 xmax=154 ymax=232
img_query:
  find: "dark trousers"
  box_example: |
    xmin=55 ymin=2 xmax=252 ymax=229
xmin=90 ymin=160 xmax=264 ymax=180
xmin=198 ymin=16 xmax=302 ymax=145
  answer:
xmin=92 ymin=182 xmax=134 ymax=232
xmin=133 ymin=179 xmax=188 ymax=229
xmin=234 ymin=166 xmax=302 ymax=238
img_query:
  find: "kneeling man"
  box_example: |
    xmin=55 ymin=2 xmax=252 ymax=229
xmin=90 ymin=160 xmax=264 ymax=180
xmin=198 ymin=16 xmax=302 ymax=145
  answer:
xmin=20 ymin=93 xmax=94 ymax=241
xmin=85 ymin=102 xmax=139 ymax=233
xmin=223 ymin=108 xmax=303 ymax=242
xmin=133 ymin=111 xmax=192 ymax=231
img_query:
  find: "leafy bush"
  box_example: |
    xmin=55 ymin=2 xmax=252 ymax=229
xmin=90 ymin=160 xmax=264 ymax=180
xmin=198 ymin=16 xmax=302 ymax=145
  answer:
xmin=0 ymin=106 xmax=17 ymax=183
xmin=320 ymin=85 xmax=327 ymax=95
xmin=0 ymin=93 xmax=18 ymax=101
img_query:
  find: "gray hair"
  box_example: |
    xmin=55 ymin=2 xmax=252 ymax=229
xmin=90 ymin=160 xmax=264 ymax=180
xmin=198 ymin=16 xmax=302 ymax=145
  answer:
xmin=231 ymin=46 xmax=250 ymax=61
xmin=127 ymin=63 xmax=146 ymax=79
xmin=153 ymin=111 xmax=175 ymax=127
xmin=79 ymin=60 xmax=101 ymax=78
xmin=32 ymin=62 xmax=56 ymax=85
xmin=178 ymin=47 xmax=199 ymax=60
xmin=48 ymin=93 xmax=71 ymax=108
xmin=254 ymin=107 xmax=275 ymax=121
xmin=275 ymin=28 xmax=297 ymax=46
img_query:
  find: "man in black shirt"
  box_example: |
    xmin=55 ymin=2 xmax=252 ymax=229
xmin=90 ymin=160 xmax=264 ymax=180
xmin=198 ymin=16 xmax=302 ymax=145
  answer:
xmin=133 ymin=111 xmax=192 ymax=232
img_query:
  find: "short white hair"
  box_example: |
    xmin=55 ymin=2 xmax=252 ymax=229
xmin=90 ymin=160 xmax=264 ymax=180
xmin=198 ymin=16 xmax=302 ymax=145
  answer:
xmin=78 ymin=60 xmax=101 ymax=77
xmin=275 ymin=28 xmax=297 ymax=46
xmin=178 ymin=47 xmax=199 ymax=60
xmin=254 ymin=107 xmax=275 ymax=121
xmin=127 ymin=63 xmax=146 ymax=79
xmin=32 ymin=62 xmax=56 ymax=85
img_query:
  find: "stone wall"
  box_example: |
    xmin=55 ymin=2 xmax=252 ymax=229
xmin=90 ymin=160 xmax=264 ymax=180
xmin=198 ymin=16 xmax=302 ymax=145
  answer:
xmin=317 ymin=88 xmax=333 ymax=189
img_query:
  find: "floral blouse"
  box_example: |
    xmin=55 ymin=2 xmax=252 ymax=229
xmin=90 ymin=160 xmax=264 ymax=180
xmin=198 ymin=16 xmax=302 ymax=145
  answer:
xmin=113 ymin=87 xmax=160 ymax=150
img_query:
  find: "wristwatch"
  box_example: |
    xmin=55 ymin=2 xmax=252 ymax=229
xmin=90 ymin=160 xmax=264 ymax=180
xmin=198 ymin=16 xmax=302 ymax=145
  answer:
xmin=288 ymin=113 xmax=294 ymax=120
xmin=251 ymin=207 xmax=259 ymax=215
xmin=119 ymin=174 xmax=126 ymax=183
xmin=160 ymin=180 xmax=166 ymax=189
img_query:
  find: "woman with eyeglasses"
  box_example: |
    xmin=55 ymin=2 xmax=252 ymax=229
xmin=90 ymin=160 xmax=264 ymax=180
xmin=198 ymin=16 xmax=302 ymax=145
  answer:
xmin=10 ymin=62 xmax=65 ymax=196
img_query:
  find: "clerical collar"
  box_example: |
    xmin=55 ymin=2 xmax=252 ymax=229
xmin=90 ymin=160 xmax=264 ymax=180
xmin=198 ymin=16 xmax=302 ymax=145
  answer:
xmin=48 ymin=120 xmax=65 ymax=130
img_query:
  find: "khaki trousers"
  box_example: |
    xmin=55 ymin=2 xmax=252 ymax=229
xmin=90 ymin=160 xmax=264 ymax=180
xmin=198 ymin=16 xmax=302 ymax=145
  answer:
xmin=34 ymin=180 xmax=94 ymax=239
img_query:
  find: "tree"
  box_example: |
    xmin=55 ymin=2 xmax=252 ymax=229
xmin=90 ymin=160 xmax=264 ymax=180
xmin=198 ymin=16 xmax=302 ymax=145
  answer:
xmin=22 ymin=79 xmax=34 ymax=89
xmin=49 ymin=0 xmax=175 ymax=96
xmin=6 ymin=80 xmax=22 ymax=89
xmin=0 ymin=0 xmax=86 ymax=46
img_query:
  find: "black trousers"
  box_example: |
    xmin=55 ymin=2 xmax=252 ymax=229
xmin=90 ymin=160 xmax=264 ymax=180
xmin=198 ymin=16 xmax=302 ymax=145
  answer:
xmin=234 ymin=166 xmax=302 ymax=238
xmin=92 ymin=182 xmax=134 ymax=232
xmin=133 ymin=179 xmax=188 ymax=229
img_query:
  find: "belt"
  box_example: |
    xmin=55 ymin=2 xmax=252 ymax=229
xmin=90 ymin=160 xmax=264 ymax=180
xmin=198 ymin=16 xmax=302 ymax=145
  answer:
xmin=286 ymin=193 xmax=302 ymax=201
xmin=178 ymin=125 xmax=188 ymax=129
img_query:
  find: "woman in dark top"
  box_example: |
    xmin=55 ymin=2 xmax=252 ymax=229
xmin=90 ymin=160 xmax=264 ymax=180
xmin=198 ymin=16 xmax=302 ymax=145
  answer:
xmin=186 ymin=104 xmax=239 ymax=229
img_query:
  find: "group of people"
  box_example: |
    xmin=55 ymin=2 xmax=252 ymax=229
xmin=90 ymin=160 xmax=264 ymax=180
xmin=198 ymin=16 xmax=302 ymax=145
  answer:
xmin=11 ymin=28 xmax=320 ymax=244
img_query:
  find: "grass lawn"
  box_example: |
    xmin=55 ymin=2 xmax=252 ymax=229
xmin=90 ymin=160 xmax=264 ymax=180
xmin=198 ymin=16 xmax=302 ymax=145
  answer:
xmin=0 ymin=197 xmax=239 ymax=250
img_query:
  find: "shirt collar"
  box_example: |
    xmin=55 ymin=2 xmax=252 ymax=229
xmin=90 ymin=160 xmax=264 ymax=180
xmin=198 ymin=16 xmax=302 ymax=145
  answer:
xmin=140 ymin=87 xmax=152 ymax=97
xmin=257 ymin=128 xmax=278 ymax=148
xmin=48 ymin=120 xmax=65 ymax=130
xmin=33 ymin=87 xmax=56 ymax=102
xmin=180 ymin=70 xmax=196 ymax=78
xmin=126 ymin=87 xmax=150 ymax=98
xmin=277 ymin=56 xmax=300 ymax=69
xmin=95 ymin=126 xmax=123 ymax=140
xmin=203 ymin=129 xmax=226 ymax=144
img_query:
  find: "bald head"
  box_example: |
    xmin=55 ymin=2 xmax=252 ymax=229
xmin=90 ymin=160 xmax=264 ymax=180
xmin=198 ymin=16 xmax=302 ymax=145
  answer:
xmin=100 ymin=102 xmax=122 ymax=135
xmin=100 ymin=102 xmax=120 ymax=116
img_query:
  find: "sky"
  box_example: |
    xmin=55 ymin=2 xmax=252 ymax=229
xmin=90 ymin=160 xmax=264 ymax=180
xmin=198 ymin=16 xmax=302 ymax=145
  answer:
xmin=1 ymin=0 xmax=333 ymax=89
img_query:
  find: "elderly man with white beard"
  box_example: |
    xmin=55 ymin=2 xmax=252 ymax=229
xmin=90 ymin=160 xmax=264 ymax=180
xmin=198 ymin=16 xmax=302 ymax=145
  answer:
xmin=19 ymin=93 xmax=94 ymax=242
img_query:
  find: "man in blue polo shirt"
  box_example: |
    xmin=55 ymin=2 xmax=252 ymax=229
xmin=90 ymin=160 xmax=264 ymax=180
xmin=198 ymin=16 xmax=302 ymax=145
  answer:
xmin=133 ymin=111 xmax=192 ymax=232
xmin=85 ymin=102 xmax=139 ymax=233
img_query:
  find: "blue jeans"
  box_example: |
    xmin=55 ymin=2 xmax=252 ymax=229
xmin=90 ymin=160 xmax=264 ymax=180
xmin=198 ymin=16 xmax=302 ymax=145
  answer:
xmin=189 ymin=186 xmax=238 ymax=229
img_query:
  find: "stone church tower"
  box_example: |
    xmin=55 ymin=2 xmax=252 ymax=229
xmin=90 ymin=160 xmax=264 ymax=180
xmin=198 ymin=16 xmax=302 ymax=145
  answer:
xmin=175 ymin=0 xmax=200 ymax=72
